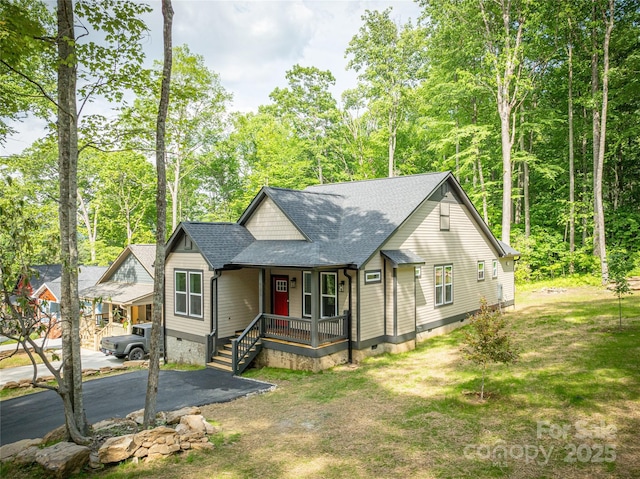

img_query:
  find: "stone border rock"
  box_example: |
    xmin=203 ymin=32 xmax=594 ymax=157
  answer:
xmin=0 ymin=364 xmax=135 ymax=391
xmin=0 ymin=406 xmax=218 ymax=477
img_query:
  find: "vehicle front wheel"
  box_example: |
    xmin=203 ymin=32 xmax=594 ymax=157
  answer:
xmin=128 ymin=347 xmax=145 ymax=361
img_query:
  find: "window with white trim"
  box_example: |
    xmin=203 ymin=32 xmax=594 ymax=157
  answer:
xmin=492 ymin=260 xmax=498 ymax=279
xmin=303 ymin=271 xmax=312 ymax=317
xmin=175 ymin=270 xmax=203 ymax=318
xmin=435 ymin=265 xmax=453 ymax=306
xmin=320 ymin=272 xmax=337 ymax=318
xmin=364 ymin=270 xmax=381 ymax=284
xmin=477 ymin=261 xmax=485 ymax=281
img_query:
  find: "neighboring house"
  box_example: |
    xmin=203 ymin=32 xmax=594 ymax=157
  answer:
xmin=13 ymin=265 xmax=62 ymax=301
xmin=9 ymin=265 xmax=62 ymax=331
xmin=164 ymin=172 xmax=519 ymax=373
xmin=79 ymin=244 xmax=156 ymax=349
xmin=32 ymin=266 xmax=107 ymax=338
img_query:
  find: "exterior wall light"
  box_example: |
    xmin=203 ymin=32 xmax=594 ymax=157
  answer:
xmin=290 ymin=277 xmax=297 ymax=288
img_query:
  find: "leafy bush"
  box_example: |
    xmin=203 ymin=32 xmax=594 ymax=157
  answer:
xmin=461 ymin=298 xmax=519 ymax=400
xmin=512 ymin=227 xmax=600 ymax=282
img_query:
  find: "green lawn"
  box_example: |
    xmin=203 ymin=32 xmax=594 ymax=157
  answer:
xmin=3 ymin=284 xmax=639 ymax=479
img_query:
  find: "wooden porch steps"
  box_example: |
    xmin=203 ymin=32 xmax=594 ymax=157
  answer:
xmin=206 ymin=332 xmax=261 ymax=374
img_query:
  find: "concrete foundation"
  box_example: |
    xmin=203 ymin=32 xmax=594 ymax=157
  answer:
xmin=255 ymin=348 xmax=348 ymax=373
xmin=416 ymin=318 xmax=467 ymax=343
xmin=165 ymin=337 xmax=205 ymax=365
xmin=351 ymin=338 xmax=417 ymax=363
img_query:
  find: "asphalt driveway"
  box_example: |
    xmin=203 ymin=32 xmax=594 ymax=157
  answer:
xmin=0 ymin=369 xmax=273 ymax=445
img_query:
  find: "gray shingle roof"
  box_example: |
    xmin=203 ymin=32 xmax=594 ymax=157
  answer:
xmin=231 ymin=241 xmax=353 ymax=268
xmin=79 ymin=282 xmax=153 ymax=306
xmin=39 ymin=265 xmax=108 ymax=301
xmin=179 ymin=222 xmax=256 ymax=270
xmin=242 ymin=172 xmax=450 ymax=268
xmin=498 ymin=240 xmax=521 ymax=257
xmin=381 ymin=250 xmax=426 ymax=266
xmin=128 ymin=245 xmax=156 ymax=277
xmin=169 ymin=172 xmax=512 ymax=270
xmin=24 ymin=265 xmax=62 ymax=294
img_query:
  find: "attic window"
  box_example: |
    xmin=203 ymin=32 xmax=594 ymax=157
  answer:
xmin=440 ymin=202 xmax=450 ymax=231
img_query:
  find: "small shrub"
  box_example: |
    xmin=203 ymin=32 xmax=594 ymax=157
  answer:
xmin=608 ymin=249 xmax=633 ymax=327
xmin=461 ymin=298 xmax=519 ymax=400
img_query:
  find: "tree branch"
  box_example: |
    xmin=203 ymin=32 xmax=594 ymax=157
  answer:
xmin=0 ymin=59 xmax=62 ymax=112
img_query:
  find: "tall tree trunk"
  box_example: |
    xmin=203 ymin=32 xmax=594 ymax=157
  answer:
xmin=591 ymin=0 xmax=601 ymax=255
xmin=514 ymin=162 xmax=522 ymax=225
xmin=472 ymin=98 xmax=489 ymax=225
xmin=581 ymin=106 xmax=589 ymax=246
xmin=144 ymin=0 xmax=173 ymax=429
xmin=455 ymin=117 xmax=460 ymax=181
xmin=595 ymin=0 xmax=614 ymax=284
xmin=516 ymin=109 xmax=525 ymax=226
xmin=525 ymin=114 xmax=532 ymax=238
xmin=57 ymin=0 xmax=89 ymax=444
xmin=388 ymin=98 xmax=397 ymax=178
xmin=478 ymin=0 xmax=525 ymax=245
xmin=478 ymin=156 xmax=489 ymax=225
xmin=568 ymin=25 xmax=575 ymax=273
xmin=78 ymin=194 xmax=98 ymax=263
xmin=499 ymin=108 xmax=513 ymax=244
xmin=169 ymin=161 xmax=180 ymax=232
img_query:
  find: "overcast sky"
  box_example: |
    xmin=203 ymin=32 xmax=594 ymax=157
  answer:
xmin=1 ymin=0 xmax=422 ymax=156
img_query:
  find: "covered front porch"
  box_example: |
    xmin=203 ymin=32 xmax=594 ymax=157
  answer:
xmin=209 ymin=267 xmax=354 ymax=374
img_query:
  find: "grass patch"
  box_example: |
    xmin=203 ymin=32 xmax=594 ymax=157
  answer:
xmin=208 ymin=430 xmax=241 ymax=447
xmin=6 ymin=285 xmax=640 ymax=478
xmin=0 ymin=350 xmax=58 ymax=369
xmin=516 ymin=274 xmax=602 ymax=291
xmin=160 ymin=362 xmax=205 ymax=371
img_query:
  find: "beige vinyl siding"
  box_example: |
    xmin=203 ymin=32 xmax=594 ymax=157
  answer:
xmin=499 ymin=258 xmax=515 ymax=302
xmin=359 ymin=256 xmax=385 ymax=342
xmin=289 ymin=271 xmax=303 ymax=317
xmin=337 ymin=270 xmax=349 ymax=318
xmin=245 ymin=197 xmax=305 ymax=240
xmin=165 ymin=252 xmax=212 ymax=338
xmin=386 ymin=199 xmax=512 ymax=327
xmin=396 ymin=266 xmax=415 ymax=336
xmin=385 ymin=261 xmax=393 ymax=337
xmin=217 ymin=269 xmax=259 ymax=338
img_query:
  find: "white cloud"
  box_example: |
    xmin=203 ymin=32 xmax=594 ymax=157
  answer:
xmin=1 ymin=0 xmax=422 ymax=155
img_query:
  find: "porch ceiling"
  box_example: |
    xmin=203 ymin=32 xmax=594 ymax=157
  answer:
xmin=80 ymin=281 xmax=153 ymax=306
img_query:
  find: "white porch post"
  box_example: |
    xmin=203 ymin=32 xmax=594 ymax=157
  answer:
xmin=126 ymin=306 xmax=132 ymax=333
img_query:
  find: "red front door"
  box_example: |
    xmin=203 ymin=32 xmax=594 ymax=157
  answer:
xmin=272 ymin=276 xmax=289 ymax=316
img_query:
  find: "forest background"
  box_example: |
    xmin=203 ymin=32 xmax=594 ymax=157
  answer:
xmin=2 ymin=0 xmax=639 ymax=283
